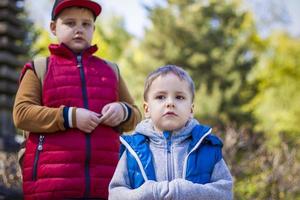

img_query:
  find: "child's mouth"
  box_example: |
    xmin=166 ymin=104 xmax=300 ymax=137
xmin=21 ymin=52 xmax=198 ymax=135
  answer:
xmin=73 ymin=37 xmax=84 ymax=42
xmin=164 ymin=112 xmax=177 ymax=116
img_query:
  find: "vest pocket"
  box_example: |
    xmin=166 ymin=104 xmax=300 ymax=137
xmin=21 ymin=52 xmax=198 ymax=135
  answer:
xmin=32 ymin=135 xmax=45 ymax=181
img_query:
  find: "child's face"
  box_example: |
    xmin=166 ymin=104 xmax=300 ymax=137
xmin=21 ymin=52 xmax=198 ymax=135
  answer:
xmin=144 ymin=73 xmax=194 ymax=133
xmin=50 ymin=7 xmax=95 ymax=53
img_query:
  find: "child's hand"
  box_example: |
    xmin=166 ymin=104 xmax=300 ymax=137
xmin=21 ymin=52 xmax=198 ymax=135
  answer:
xmin=99 ymin=102 xmax=125 ymax=127
xmin=76 ymin=108 xmax=101 ymax=133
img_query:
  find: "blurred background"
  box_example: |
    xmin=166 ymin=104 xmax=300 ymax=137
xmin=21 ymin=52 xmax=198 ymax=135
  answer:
xmin=0 ymin=0 xmax=299 ymax=199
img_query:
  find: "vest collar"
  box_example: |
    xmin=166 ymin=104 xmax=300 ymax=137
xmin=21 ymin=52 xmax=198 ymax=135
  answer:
xmin=49 ymin=43 xmax=98 ymax=59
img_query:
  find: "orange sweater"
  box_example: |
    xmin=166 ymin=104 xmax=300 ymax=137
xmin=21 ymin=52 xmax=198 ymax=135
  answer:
xmin=13 ymin=69 xmax=141 ymax=134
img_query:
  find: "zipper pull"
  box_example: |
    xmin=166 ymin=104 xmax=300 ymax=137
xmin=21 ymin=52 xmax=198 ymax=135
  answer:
xmin=37 ymin=135 xmax=45 ymax=151
xmin=163 ymin=131 xmax=172 ymax=153
xmin=76 ymin=55 xmax=82 ymax=68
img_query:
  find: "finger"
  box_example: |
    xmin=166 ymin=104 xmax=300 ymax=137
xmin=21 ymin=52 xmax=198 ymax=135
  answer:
xmin=109 ymin=115 xmax=122 ymax=125
xmin=103 ymin=114 xmax=122 ymax=127
xmin=101 ymin=112 xmax=117 ymax=124
xmin=91 ymin=111 xmax=102 ymax=118
xmin=101 ymin=104 xmax=111 ymax=115
xmin=89 ymin=121 xmax=98 ymax=129
xmin=99 ymin=110 xmax=114 ymax=123
xmin=91 ymin=115 xmax=102 ymax=125
xmin=97 ymin=115 xmax=104 ymax=124
xmin=87 ymin=123 xmax=97 ymax=133
xmin=80 ymin=121 xmax=96 ymax=132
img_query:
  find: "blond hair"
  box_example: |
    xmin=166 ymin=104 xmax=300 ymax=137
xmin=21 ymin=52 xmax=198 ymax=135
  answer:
xmin=144 ymin=65 xmax=195 ymax=101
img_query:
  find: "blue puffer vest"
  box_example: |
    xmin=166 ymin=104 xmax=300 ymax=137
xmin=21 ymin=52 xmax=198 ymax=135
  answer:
xmin=120 ymin=124 xmax=223 ymax=188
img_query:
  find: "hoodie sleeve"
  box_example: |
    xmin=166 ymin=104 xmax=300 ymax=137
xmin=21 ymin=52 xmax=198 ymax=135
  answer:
xmin=13 ymin=68 xmax=67 ymax=132
xmin=117 ymin=75 xmax=142 ymax=132
xmin=166 ymin=159 xmax=233 ymax=200
xmin=109 ymin=152 xmax=171 ymax=200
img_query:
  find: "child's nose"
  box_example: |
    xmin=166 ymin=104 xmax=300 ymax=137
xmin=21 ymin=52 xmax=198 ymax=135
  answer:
xmin=166 ymin=98 xmax=175 ymax=108
xmin=75 ymin=25 xmax=84 ymax=33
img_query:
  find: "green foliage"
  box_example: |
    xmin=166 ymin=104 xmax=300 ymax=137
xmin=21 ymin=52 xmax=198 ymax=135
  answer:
xmin=193 ymin=82 xmax=222 ymax=125
xmin=233 ymin=31 xmax=300 ymax=200
xmin=247 ymin=32 xmax=300 ymax=138
xmin=93 ymin=16 xmax=132 ymax=61
xmin=31 ymin=26 xmax=54 ymax=57
xmin=138 ymin=0 xmax=258 ymax=126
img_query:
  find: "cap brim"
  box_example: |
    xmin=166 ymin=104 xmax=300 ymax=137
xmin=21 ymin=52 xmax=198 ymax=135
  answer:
xmin=54 ymin=0 xmax=102 ymax=19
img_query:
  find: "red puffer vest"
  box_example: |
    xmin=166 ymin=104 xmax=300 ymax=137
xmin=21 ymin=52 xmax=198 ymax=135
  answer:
xmin=22 ymin=44 xmax=120 ymax=200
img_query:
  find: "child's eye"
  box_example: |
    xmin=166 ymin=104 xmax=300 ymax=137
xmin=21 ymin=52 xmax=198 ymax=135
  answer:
xmin=83 ymin=22 xmax=91 ymax=27
xmin=65 ymin=21 xmax=75 ymax=26
xmin=176 ymin=95 xmax=185 ymax=100
xmin=155 ymin=95 xmax=165 ymax=100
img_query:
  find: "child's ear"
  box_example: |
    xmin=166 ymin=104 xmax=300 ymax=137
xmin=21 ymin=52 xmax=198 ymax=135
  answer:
xmin=190 ymin=103 xmax=194 ymax=118
xmin=143 ymin=102 xmax=150 ymax=118
xmin=50 ymin=21 xmax=56 ymax=35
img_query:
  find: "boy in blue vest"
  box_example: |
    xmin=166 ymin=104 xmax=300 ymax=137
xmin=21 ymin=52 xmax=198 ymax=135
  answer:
xmin=109 ymin=65 xmax=233 ymax=200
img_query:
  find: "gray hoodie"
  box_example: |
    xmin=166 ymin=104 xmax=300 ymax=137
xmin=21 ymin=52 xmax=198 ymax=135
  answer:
xmin=109 ymin=119 xmax=233 ymax=200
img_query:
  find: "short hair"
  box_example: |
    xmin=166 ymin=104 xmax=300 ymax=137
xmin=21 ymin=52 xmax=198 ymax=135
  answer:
xmin=144 ymin=65 xmax=195 ymax=101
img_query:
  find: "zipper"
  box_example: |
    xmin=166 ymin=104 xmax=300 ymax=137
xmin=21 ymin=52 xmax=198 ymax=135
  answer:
xmin=77 ymin=55 xmax=89 ymax=109
xmin=163 ymin=131 xmax=172 ymax=181
xmin=32 ymin=135 xmax=45 ymax=180
xmin=76 ymin=54 xmax=91 ymax=198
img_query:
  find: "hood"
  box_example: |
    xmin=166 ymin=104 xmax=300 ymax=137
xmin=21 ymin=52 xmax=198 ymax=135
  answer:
xmin=135 ymin=118 xmax=200 ymax=146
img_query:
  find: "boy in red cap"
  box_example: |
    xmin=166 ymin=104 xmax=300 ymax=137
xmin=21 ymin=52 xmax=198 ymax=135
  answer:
xmin=13 ymin=0 xmax=141 ymax=199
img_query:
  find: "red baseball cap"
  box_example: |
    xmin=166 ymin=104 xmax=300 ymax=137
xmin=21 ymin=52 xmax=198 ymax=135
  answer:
xmin=51 ymin=0 xmax=102 ymax=20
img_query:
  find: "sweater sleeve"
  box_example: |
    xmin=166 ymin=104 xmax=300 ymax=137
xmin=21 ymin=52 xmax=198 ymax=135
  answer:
xmin=117 ymin=75 xmax=142 ymax=132
xmin=13 ymin=69 xmax=66 ymax=133
xmin=166 ymin=159 xmax=233 ymax=200
xmin=109 ymin=152 xmax=171 ymax=200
